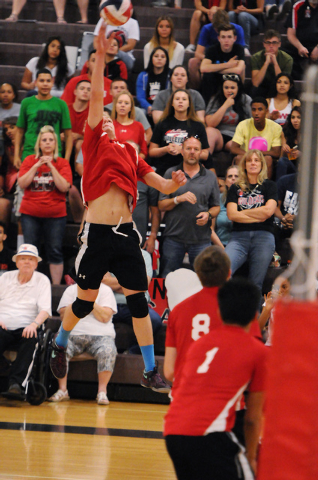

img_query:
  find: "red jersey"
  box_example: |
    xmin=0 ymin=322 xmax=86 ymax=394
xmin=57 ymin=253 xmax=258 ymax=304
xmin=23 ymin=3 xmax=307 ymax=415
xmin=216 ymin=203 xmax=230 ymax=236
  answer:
xmin=68 ymin=103 xmax=89 ymax=136
xmin=166 ymin=287 xmax=222 ymax=393
xmin=113 ymin=120 xmax=148 ymax=157
xmin=164 ymin=325 xmax=268 ymax=436
xmin=166 ymin=287 xmax=262 ymax=395
xmin=19 ymin=155 xmax=72 ymax=218
xmin=82 ymin=120 xmax=153 ymax=210
xmin=62 ymin=74 xmax=112 ymax=106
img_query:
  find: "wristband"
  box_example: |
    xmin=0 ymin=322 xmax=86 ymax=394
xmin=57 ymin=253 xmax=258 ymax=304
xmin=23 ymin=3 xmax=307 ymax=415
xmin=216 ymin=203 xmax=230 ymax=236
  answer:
xmin=33 ymin=321 xmax=40 ymax=328
xmin=208 ymin=212 xmax=212 ymax=221
xmin=174 ymin=196 xmax=179 ymax=205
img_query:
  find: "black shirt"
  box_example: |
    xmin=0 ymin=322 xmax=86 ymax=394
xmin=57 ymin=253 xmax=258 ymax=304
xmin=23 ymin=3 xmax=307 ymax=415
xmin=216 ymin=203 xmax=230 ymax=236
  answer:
xmin=226 ymin=180 xmax=278 ymax=233
xmin=150 ymin=117 xmax=209 ymax=176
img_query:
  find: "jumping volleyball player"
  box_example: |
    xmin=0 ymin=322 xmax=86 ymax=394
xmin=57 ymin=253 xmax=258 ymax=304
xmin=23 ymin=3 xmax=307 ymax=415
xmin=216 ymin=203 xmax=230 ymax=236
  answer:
xmin=50 ymin=22 xmax=187 ymax=392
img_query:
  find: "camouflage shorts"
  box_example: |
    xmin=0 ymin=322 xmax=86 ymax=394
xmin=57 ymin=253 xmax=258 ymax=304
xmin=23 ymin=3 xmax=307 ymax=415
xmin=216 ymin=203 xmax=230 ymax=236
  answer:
xmin=67 ymin=335 xmax=117 ymax=373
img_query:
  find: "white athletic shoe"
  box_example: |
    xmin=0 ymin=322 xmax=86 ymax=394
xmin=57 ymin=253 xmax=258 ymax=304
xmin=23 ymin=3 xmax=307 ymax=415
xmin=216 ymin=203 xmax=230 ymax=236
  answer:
xmin=244 ymin=47 xmax=251 ymax=57
xmin=97 ymin=392 xmax=110 ymax=405
xmin=185 ymin=44 xmax=196 ymax=53
xmin=48 ymin=389 xmax=70 ymax=402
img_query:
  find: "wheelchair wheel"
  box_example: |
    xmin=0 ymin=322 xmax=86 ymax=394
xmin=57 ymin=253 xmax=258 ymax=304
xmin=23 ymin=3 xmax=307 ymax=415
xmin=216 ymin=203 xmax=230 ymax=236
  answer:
xmin=26 ymin=381 xmax=47 ymax=405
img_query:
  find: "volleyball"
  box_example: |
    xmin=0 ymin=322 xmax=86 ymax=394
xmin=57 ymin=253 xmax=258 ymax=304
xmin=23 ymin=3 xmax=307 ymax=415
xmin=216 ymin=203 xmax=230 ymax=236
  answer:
xmin=99 ymin=0 xmax=133 ymax=26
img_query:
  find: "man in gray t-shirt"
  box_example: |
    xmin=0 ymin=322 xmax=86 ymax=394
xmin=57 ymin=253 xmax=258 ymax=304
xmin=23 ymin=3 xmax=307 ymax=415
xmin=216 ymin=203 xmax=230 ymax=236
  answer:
xmin=158 ymin=136 xmax=220 ymax=278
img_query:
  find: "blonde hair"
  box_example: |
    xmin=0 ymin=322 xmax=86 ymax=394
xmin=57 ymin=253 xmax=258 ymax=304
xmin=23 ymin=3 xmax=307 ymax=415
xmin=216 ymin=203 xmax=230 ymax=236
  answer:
xmin=111 ymin=90 xmax=136 ymax=121
xmin=237 ymin=150 xmax=268 ymax=192
xmin=150 ymin=16 xmax=175 ymax=63
xmin=34 ymin=125 xmax=58 ymax=160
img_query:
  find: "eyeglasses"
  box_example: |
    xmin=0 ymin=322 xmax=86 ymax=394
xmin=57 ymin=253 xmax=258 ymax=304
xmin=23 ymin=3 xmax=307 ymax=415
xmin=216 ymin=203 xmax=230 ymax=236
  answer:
xmin=222 ymin=74 xmax=240 ymax=81
xmin=263 ymin=41 xmax=280 ymax=45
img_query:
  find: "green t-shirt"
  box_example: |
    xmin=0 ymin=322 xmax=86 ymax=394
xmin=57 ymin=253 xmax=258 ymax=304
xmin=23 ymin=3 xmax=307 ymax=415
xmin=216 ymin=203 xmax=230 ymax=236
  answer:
xmin=250 ymin=49 xmax=293 ymax=86
xmin=17 ymin=96 xmax=72 ymax=161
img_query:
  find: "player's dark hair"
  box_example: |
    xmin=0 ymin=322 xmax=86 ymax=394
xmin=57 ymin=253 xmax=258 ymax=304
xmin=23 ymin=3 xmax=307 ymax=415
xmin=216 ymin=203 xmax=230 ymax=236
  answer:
xmin=251 ymin=96 xmax=268 ymax=109
xmin=218 ymin=278 xmax=260 ymax=326
xmin=0 ymin=221 xmax=6 ymax=234
xmin=36 ymin=36 xmax=68 ymax=89
xmin=194 ymin=246 xmax=230 ymax=287
xmin=36 ymin=68 xmax=53 ymax=79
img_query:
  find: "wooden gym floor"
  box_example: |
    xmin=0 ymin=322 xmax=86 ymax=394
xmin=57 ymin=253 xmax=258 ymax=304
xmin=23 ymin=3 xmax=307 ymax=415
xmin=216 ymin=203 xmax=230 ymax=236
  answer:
xmin=0 ymin=398 xmax=176 ymax=480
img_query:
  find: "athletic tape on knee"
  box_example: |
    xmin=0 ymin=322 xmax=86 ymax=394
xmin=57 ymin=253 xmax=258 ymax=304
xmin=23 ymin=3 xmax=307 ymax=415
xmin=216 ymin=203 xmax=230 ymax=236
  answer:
xmin=126 ymin=292 xmax=149 ymax=318
xmin=72 ymin=297 xmax=94 ymax=318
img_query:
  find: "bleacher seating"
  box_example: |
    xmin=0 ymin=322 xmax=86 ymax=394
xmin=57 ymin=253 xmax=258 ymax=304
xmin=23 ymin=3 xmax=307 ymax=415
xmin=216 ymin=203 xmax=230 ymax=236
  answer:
xmin=0 ymin=0 xmax=295 ymax=401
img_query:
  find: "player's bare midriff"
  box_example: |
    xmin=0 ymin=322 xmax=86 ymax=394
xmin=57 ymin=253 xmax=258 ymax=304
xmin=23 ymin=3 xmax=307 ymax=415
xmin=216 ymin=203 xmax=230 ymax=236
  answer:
xmin=86 ymin=182 xmax=133 ymax=225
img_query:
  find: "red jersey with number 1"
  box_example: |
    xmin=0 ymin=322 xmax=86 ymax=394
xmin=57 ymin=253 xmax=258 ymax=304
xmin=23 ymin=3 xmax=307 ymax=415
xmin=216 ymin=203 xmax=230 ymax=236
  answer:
xmin=81 ymin=120 xmax=153 ymax=211
xmin=165 ymin=286 xmax=262 ymax=396
xmin=164 ymin=325 xmax=268 ymax=436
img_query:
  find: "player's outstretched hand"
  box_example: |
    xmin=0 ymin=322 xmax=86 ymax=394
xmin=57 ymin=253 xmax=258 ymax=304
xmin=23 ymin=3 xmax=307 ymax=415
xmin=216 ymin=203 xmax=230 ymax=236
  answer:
xmin=172 ymin=170 xmax=187 ymax=186
xmin=96 ymin=21 xmax=108 ymax=53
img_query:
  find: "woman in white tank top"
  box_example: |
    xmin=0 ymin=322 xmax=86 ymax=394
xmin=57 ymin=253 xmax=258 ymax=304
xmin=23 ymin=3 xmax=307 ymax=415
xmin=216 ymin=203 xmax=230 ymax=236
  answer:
xmin=266 ymin=73 xmax=300 ymax=126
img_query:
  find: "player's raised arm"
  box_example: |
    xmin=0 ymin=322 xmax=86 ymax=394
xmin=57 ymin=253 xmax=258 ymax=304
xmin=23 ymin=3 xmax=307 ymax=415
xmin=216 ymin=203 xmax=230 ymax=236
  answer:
xmin=88 ymin=22 xmax=108 ymax=130
xmin=143 ymin=170 xmax=186 ymax=195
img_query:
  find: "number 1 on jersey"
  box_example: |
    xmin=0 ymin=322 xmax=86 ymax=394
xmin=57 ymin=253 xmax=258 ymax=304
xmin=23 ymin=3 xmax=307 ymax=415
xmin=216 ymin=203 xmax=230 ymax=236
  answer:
xmin=197 ymin=347 xmax=219 ymax=374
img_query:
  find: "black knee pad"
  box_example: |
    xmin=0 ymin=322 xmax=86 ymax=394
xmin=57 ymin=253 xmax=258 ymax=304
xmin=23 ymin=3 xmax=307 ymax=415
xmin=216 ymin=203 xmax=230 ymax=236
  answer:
xmin=126 ymin=292 xmax=149 ymax=318
xmin=72 ymin=298 xmax=94 ymax=318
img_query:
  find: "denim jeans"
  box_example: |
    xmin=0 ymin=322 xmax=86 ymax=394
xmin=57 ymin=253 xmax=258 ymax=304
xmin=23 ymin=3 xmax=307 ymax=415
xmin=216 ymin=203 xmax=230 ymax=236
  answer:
xmin=276 ymin=156 xmax=297 ymax=181
xmin=21 ymin=214 xmax=67 ymax=264
xmin=160 ymin=238 xmax=212 ymax=278
xmin=228 ymin=11 xmax=259 ymax=48
xmin=225 ymin=230 xmax=275 ymax=295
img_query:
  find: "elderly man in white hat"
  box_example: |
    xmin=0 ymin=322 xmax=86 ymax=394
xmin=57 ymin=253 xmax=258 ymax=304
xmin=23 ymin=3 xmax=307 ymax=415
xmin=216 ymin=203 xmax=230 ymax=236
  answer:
xmin=0 ymin=244 xmax=51 ymax=399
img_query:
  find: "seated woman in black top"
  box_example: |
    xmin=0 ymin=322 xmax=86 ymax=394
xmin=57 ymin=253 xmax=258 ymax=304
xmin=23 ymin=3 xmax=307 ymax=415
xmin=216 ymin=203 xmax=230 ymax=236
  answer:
xmin=149 ymin=88 xmax=209 ymax=176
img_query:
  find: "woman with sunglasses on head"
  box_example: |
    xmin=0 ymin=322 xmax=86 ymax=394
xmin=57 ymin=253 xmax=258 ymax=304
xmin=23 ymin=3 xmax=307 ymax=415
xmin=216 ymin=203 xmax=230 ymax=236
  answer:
xmin=136 ymin=47 xmax=171 ymax=118
xmin=266 ymin=72 xmax=300 ymax=126
xmin=205 ymin=74 xmax=252 ymax=156
xmin=21 ymin=36 xmax=74 ymax=98
xmin=211 ymin=165 xmax=239 ymax=248
xmin=149 ymin=88 xmax=210 ymax=176
xmin=143 ymin=16 xmax=185 ymax=70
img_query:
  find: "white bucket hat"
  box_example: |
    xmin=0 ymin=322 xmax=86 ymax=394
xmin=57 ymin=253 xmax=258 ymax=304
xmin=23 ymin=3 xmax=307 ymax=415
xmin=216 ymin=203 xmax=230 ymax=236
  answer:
xmin=12 ymin=244 xmax=42 ymax=262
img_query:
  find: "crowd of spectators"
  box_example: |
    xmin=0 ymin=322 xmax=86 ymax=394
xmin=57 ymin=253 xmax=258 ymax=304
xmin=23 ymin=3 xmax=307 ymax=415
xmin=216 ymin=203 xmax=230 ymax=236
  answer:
xmin=0 ymin=2 xmax=308 ymax=308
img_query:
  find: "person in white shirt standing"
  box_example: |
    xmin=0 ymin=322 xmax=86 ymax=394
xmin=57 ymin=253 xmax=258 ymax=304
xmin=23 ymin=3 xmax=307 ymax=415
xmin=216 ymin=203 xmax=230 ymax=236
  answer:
xmin=0 ymin=244 xmax=51 ymax=398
